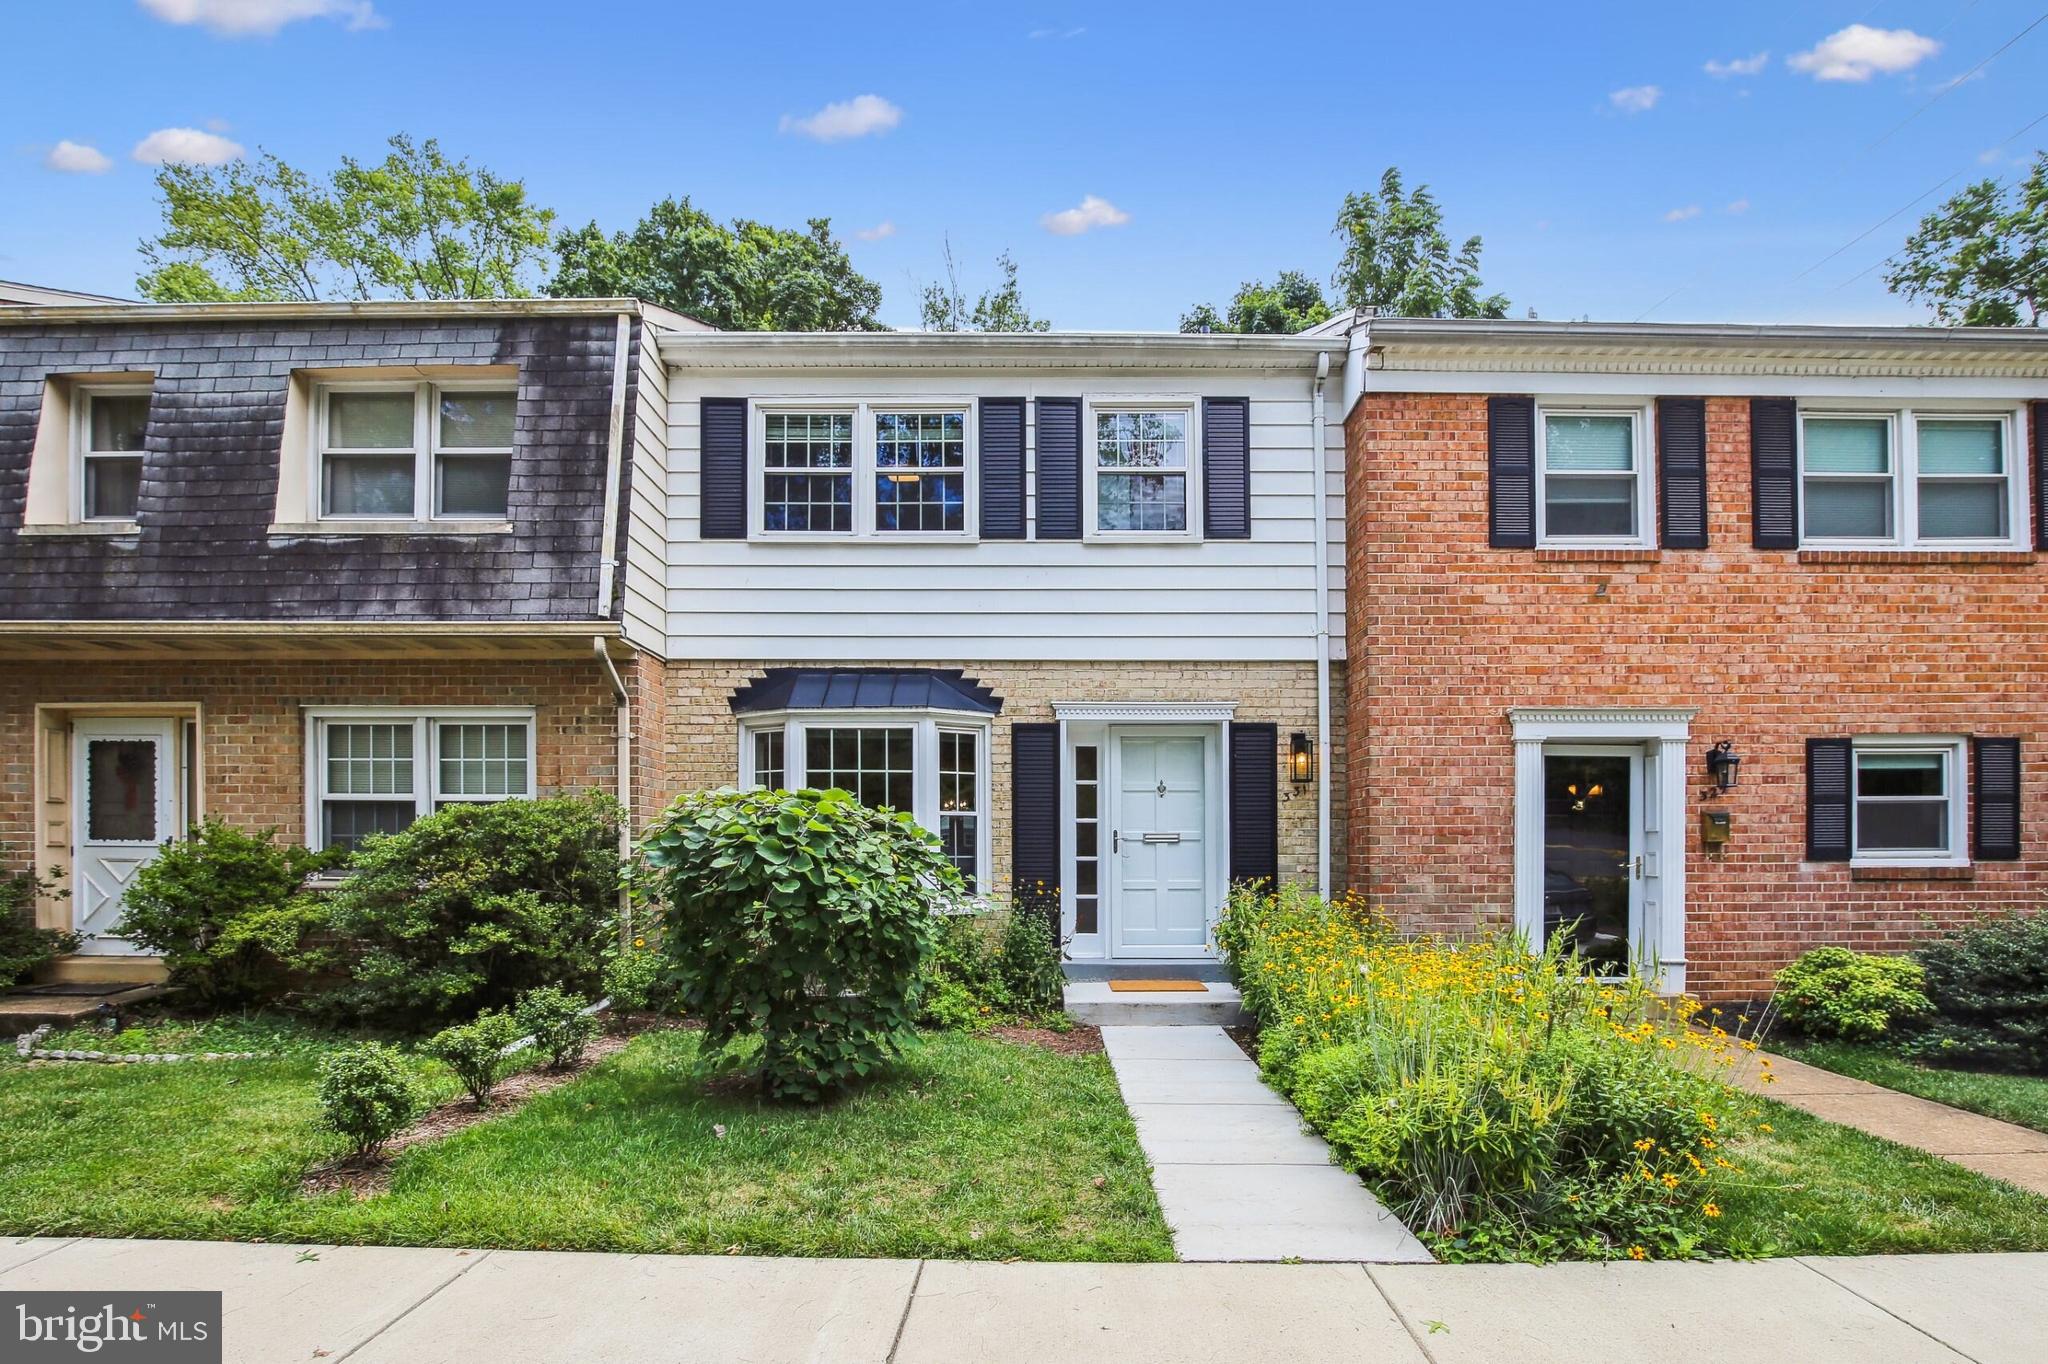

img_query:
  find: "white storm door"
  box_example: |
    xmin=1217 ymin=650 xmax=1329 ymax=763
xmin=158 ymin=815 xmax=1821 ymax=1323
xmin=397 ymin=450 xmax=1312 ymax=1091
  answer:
xmin=1109 ymin=731 xmax=1211 ymax=956
xmin=71 ymin=718 xmax=179 ymax=954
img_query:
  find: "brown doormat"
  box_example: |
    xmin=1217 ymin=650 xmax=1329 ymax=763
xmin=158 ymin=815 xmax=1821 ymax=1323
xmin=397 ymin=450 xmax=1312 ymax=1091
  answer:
xmin=1106 ymin=979 xmax=1209 ymax=993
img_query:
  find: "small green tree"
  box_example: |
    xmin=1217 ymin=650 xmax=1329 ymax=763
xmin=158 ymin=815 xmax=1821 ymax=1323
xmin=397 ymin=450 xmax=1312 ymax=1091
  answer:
xmin=635 ymin=787 xmax=958 ymax=1102
xmin=514 ymin=986 xmax=601 ymax=1069
xmin=318 ymin=1043 xmax=424 ymax=1156
xmin=423 ymin=1010 xmax=525 ymax=1107
xmin=0 ymin=848 xmax=74 ymax=986
xmin=1886 ymin=152 xmax=2047 ymax=327
xmin=548 ymin=196 xmax=884 ymax=330
xmin=1180 ymin=271 xmax=1333 ymax=334
xmin=1333 ymin=168 xmax=1508 ymax=319
xmin=919 ymin=241 xmax=1051 ymax=332
xmin=137 ymin=134 xmax=555 ymax=302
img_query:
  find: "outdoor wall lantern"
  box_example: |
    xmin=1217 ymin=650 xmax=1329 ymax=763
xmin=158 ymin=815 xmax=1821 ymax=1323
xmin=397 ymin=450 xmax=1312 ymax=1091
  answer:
xmin=1289 ymin=732 xmax=1315 ymax=784
xmin=1705 ymin=741 xmax=1742 ymax=793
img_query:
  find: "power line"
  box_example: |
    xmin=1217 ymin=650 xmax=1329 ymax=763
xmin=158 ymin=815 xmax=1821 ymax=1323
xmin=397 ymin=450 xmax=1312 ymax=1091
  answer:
xmin=1865 ymin=9 xmax=2048 ymax=152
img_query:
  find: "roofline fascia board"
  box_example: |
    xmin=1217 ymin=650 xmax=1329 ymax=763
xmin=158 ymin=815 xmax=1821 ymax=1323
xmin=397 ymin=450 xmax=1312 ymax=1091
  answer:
xmin=656 ymin=330 xmax=1347 ymax=369
xmin=0 ymin=298 xmax=659 ymax=327
xmin=1367 ymin=317 xmax=2048 ymax=356
xmin=0 ymin=620 xmax=624 ymax=637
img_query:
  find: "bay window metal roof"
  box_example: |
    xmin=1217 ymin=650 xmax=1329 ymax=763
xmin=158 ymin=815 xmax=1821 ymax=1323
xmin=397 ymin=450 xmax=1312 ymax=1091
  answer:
xmin=729 ymin=668 xmax=1002 ymax=716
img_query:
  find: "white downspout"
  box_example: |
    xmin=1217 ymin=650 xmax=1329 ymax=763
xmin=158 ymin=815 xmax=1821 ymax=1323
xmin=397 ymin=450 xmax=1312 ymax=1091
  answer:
xmin=594 ymin=636 xmax=634 ymax=949
xmin=1311 ymin=349 xmax=1332 ymax=898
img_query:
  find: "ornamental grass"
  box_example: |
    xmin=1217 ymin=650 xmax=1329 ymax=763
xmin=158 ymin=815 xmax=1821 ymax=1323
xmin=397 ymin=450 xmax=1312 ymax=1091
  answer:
xmin=1218 ymin=883 xmax=1765 ymax=1261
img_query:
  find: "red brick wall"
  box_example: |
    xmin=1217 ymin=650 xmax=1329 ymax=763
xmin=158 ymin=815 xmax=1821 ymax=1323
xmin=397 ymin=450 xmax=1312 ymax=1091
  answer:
xmin=1347 ymin=392 xmax=2048 ymax=997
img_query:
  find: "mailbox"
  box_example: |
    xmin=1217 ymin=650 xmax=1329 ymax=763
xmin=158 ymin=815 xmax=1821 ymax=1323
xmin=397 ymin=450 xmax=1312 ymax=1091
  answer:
xmin=1701 ymin=810 xmax=1732 ymax=846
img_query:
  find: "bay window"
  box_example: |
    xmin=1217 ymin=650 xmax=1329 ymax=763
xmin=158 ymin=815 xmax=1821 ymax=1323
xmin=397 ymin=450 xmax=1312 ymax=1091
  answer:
xmin=307 ymin=709 xmax=535 ymax=851
xmin=1800 ymin=408 xmax=2024 ymax=548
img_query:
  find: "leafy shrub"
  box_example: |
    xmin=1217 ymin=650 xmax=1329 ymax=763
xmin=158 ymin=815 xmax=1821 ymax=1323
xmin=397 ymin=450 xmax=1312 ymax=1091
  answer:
xmin=1773 ymin=947 xmax=1931 ymax=1041
xmin=635 ymin=786 xmax=957 ymax=1102
xmin=1909 ymin=911 xmax=2048 ymax=1073
xmin=515 ymin=986 xmax=600 ymax=1069
xmin=317 ymin=1042 xmax=424 ymax=1155
xmin=996 ymin=904 xmax=1064 ymax=1013
xmin=115 ymin=820 xmax=335 ymax=1005
xmin=602 ymin=938 xmax=680 ymax=1013
xmin=1219 ymin=882 xmax=1752 ymax=1260
xmin=0 ymin=849 xmax=76 ymax=986
xmin=916 ymin=902 xmax=1065 ymax=1027
xmin=318 ymin=792 xmax=623 ymax=1029
xmin=423 ymin=1010 xmax=525 ymax=1107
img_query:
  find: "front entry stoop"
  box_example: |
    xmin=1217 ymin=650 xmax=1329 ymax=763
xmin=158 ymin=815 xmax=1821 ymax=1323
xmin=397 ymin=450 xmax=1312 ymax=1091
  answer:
xmin=1062 ymin=979 xmax=1246 ymax=1027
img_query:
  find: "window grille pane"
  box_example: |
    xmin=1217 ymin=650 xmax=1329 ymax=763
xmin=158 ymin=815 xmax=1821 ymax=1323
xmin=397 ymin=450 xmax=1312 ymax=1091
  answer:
xmin=1917 ymin=420 xmax=2001 ymax=476
xmin=326 ymin=723 xmax=414 ymax=797
xmin=1073 ymin=743 xmax=1100 ymax=934
xmin=329 ymin=392 xmax=416 ymax=449
xmin=89 ymin=394 xmax=150 ymax=452
xmin=326 ymin=454 xmax=416 ymax=516
xmin=805 ymin=726 xmax=915 ymax=812
xmin=763 ymin=412 xmax=855 ymax=532
xmin=1857 ymin=751 xmax=1943 ymax=797
xmin=1918 ymin=481 xmax=2005 ymax=540
xmin=1098 ymin=472 xmax=1188 ymax=532
xmin=1804 ymin=419 xmax=1888 ymax=474
xmin=1544 ymin=415 xmax=1632 ymax=471
xmin=1856 ymin=800 xmax=1949 ymax=851
xmin=439 ymin=392 xmax=516 ymax=448
xmin=1803 ymin=480 xmax=1891 ymax=538
xmin=1095 ymin=411 xmax=1187 ymax=469
xmin=85 ymin=455 xmax=142 ymax=519
xmin=438 ymin=723 xmax=527 ymax=798
xmin=941 ymin=815 xmax=978 ymax=881
xmin=753 ymin=730 xmax=785 ymax=790
xmin=875 ymin=410 xmax=968 ymax=533
xmin=438 ymin=453 xmax=511 ymax=517
xmin=1543 ymin=476 xmax=1635 ymax=537
xmin=323 ymin=800 xmax=417 ymax=851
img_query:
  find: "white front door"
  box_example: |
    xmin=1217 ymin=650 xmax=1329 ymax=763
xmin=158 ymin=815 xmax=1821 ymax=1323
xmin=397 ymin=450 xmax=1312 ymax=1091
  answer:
xmin=1108 ymin=730 xmax=1213 ymax=957
xmin=71 ymin=717 xmax=179 ymax=955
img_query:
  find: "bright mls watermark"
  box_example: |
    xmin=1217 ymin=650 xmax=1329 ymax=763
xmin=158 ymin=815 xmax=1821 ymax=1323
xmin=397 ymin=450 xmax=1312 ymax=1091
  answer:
xmin=4 ymin=1292 xmax=221 ymax=1361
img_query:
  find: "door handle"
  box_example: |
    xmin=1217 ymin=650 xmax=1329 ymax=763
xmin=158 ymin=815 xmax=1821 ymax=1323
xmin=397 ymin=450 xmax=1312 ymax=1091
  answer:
xmin=1140 ymin=832 xmax=1182 ymax=845
xmin=1616 ymin=856 xmax=1644 ymax=878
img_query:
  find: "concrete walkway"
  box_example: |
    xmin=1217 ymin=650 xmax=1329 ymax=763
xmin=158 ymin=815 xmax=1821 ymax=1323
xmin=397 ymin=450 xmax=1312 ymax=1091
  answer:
xmin=1737 ymin=1052 xmax=2048 ymax=1196
xmin=1100 ymin=1024 xmax=1431 ymax=1262
xmin=5 ymin=1237 xmax=2044 ymax=1363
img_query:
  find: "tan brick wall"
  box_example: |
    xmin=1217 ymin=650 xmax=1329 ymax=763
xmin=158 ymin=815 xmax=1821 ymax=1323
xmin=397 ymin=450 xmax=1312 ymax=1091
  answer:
xmin=648 ymin=659 xmax=1341 ymax=896
xmin=1347 ymin=392 xmax=2048 ymax=997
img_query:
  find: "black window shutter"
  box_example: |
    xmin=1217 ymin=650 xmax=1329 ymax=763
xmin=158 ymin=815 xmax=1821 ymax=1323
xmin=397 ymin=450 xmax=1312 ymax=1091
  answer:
xmin=699 ymin=397 xmax=748 ymax=540
xmin=1657 ymin=397 xmax=1709 ymax=549
xmin=1487 ymin=396 xmax=1536 ymax=548
xmin=1202 ymin=396 xmax=1251 ymax=539
xmin=1750 ymin=397 xmax=1798 ymax=549
xmin=1806 ymin=738 xmax=1852 ymax=862
xmin=979 ymin=398 xmax=1026 ymax=540
xmin=1974 ymin=737 xmax=2023 ymax=861
xmin=2032 ymin=403 xmax=2047 ymax=551
xmin=1011 ymin=723 xmax=1062 ymax=925
xmin=1034 ymin=397 xmax=1082 ymax=539
xmin=1228 ymin=722 xmax=1280 ymax=889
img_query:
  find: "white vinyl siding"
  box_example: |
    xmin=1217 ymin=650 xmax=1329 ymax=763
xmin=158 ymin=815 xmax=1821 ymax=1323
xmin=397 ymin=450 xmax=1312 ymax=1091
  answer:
xmin=623 ymin=332 xmax=672 ymax=655
xmin=1799 ymin=407 xmax=2027 ymax=550
xmin=667 ymin=372 xmax=1342 ymax=660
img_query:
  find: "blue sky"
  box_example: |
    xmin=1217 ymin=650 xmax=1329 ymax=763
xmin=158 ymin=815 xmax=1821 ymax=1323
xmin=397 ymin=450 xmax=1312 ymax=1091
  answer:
xmin=2 ymin=1 xmax=2043 ymax=329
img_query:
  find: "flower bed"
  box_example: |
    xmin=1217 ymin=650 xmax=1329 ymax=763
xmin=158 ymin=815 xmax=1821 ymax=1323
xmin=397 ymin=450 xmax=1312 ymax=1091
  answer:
xmin=1218 ymin=884 xmax=1758 ymax=1261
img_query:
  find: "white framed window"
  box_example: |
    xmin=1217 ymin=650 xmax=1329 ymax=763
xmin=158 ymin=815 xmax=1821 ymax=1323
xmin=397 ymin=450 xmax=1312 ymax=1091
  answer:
xmin=752 ymin=400 xmax=975 ymax=539
xmin=1799 ymin=407 xmax=2026 ymax=549
xmin=1087 ymin=403 xmax=1198 ymax=538
xmin=737 ymin=710 xmax=992 ymax=892
xmin=1071 ymin=742 xmax=1101 ymax=935
xmin=1536 ymin=406 xmax=1652 ymax=547
xmin=316 ymin=382 xmax=516 ymax=522
xmin=305 ymin=708 xmax=535 ymax=851
xmin=1850 ymin=736 xmax=1968 ymax=867
xmin=75 ymin=385 xmax=152 ymax=522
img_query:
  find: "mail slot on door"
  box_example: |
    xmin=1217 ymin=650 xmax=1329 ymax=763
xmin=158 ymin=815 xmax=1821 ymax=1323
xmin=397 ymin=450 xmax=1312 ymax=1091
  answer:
xmin=1140 ymin=832 xmax=1182 ymax=845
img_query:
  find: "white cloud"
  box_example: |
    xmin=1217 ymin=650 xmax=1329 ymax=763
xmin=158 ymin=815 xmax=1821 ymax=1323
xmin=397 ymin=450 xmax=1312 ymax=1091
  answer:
xmin=131 ymin=127 xmax=245 ymax=166
xmin=1704 ymin=50 xmax=1769 ymax=78
xmin=1040 ymin=195 xmax=1130 ymax=236
xmin=1980 ymin=146 xmax=2008 ymax=164
xmin=1724 ymin=198 xmax=1750 ymax=215
xmin=778 ymin=94 xmax=903 ymax=142
xmin=137 ymin=0 xmax=383 ymax=37
xmin=1029 ymin=26 xmax=1085 ymax=39
xmin=1609 ymin=84 xmax=1661 ymax=114
xmin=205 ymin=117 xmax=232 ymax=133
xmin=1789 ymin=25 xmax=1940 ymax=82
xmin=44 ymin=141 xmax=112 ymax=174
xmin=1664 ymin=204 xmax=1702 ymax=223
xmin=854 ymin=220 xmax=896 ymax=241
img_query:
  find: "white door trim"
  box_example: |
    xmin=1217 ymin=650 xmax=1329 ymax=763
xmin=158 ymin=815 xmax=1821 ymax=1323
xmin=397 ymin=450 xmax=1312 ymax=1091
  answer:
xmin=1511 ymin=707 xmax=1691 ymax=993
xmin=71 ymin=716 xmax=180 ymax=956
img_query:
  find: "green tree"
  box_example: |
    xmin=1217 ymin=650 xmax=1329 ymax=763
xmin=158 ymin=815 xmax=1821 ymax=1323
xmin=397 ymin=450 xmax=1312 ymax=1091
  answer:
xmin=137 ymin=135 xmax=554 ymax=302
xmin=548 ymin=196 xmax=883 ymax=331
xmin=1885 ymin=153 xmax=2047 ymax=327
xmin=919 ymin=242 xmax=1050 ymax=332
xmin=1179 ymin=271 xmax=1332 ymax=333
xmin=1332 ymin=168 xmax=1508 ymax=319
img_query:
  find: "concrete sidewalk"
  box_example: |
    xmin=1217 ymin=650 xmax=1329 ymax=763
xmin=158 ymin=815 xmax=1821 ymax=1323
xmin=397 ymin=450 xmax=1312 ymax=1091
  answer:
xmin=5 ymin=1237 xmax=2042 ymax=1363
xmin=1738 ymin=1052 xmax=2048 ymax=1196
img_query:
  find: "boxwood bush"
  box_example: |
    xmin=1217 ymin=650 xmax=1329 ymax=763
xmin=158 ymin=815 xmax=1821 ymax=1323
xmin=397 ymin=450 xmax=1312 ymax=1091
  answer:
xmin=635 ymin=786 xmax=957 ymax=1102
xmin=1908 ymin=911 xmax=2048 ymax=1073
xmin=1773 ymin=946 xmax=1931 ymax=1042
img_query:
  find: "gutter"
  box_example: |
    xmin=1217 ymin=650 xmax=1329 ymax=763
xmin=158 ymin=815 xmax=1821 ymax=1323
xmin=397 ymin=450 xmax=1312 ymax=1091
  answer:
xmin=593 ymin=636 xmax=636 ymax=950
xmin=1310 ymin=349 xmax=1333 ymax=898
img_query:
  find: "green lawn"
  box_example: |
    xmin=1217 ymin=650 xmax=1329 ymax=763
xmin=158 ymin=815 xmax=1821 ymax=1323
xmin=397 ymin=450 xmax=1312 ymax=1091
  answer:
xmin=0 ymin=1029 xmax=1171 ymax=1262
xmin=1779 ymin=1039 xmax=2048 ymax=1136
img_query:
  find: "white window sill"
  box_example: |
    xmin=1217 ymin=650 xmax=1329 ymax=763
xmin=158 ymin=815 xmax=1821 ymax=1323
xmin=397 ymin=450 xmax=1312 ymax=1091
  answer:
xmin=1081 ymin=533 xmax=1203 ymax=546
xmin=18 ymin=521 xmax=141 ymax=537
xmin=268 ymin=520 xmax=514 ymax=537
xmin=1849 ymin=856 xmax=1969 ymax=870
xmin=746 ymin=532 xmax=977 ymax=545
xmin=1536 ymin=539 xmax=1655 ymax=552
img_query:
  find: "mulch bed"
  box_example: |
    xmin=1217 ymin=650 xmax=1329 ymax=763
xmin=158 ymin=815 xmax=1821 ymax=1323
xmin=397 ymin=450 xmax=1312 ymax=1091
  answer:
xmin=301 ymin=1032 xmax=635 ymax=1199
xmin=988 ymin=1023 xmax=1103 ymax=1056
